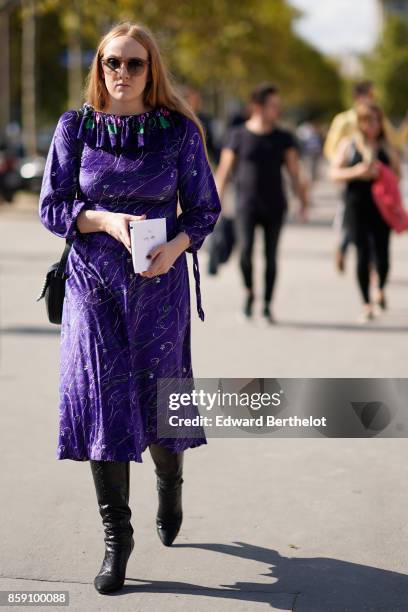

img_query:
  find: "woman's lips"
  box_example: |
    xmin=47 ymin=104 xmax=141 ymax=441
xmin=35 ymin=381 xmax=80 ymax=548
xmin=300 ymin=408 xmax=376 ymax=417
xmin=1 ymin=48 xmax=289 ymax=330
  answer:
xmin=116 ymin=84 xmax=129 ymax=87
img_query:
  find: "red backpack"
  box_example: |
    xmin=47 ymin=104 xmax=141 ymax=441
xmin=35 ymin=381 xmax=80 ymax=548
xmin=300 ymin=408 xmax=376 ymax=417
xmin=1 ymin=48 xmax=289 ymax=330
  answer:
xmin=371 ymin=161 xmax=408 ymax=233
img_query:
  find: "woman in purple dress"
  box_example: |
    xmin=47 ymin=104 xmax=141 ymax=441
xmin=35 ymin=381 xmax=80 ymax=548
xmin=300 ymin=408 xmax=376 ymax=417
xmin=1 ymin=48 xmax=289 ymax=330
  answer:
xmin=39 ymin=21 xmax=221 ymax=594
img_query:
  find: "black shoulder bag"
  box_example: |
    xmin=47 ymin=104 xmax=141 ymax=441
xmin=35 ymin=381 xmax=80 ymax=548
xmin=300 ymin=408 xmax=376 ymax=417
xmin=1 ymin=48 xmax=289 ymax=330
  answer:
xmin=36 ymin=135 xmax=85 ymax=325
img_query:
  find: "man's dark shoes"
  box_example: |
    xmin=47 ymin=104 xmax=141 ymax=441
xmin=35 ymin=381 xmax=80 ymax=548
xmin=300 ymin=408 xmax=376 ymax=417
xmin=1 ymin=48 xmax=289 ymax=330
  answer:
xmin=262 ymin=303 xmax=276 ymax=325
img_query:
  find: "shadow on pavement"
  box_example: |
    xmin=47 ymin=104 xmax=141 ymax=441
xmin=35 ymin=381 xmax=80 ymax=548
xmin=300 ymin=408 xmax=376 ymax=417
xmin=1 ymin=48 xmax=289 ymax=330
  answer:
xmin=118 ymin=541 xmax=408 ymax=610
xmin=0 ymin=326 xmax=60 ymax=335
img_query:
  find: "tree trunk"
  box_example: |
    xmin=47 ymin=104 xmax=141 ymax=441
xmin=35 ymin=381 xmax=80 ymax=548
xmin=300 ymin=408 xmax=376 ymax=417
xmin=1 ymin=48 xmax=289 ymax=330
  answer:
xmin=21 ymin=0 xmax=37 ymax=156
xmin=0 ymin=8 xmax=10 ymax=143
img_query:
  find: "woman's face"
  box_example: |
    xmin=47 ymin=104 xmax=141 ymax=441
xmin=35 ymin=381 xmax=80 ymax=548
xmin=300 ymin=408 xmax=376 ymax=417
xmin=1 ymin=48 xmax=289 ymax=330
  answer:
xmin=359 ymin=111 xmax=382 ymax=140
xmin=100 ymin=35 xmax=150 ymax=105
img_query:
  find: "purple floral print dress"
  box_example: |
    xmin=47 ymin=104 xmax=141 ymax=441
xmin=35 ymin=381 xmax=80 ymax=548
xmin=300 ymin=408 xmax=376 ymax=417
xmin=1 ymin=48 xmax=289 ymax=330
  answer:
xmin=38 ymin=102 xmax=221 ymax=462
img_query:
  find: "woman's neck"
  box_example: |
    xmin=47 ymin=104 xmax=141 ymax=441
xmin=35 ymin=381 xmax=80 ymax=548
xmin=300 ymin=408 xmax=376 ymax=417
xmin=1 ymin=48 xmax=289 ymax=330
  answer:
xmin=103 ymin=97 xmax=153 ymax=116
xmin=356 ymin=132 xmax=380 ymax=163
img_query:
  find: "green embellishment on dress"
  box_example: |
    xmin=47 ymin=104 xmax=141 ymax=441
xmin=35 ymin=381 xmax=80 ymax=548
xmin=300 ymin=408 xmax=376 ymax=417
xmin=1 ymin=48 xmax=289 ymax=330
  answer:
xmin=159 ymin=115 xmax=170 ymax=129
xmin=79 ymin=103 xmax=175 ymax=149
xmin=85 ymin=118 xmax=95 ymax=129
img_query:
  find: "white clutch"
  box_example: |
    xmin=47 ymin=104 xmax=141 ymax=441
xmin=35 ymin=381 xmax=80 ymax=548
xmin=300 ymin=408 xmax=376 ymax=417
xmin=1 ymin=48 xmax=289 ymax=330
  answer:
xmin=129 ymin=218 xmax=167 ymax=273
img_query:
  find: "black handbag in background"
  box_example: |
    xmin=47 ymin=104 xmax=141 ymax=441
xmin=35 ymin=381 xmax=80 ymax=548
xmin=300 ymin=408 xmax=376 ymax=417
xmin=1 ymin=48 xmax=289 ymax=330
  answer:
xmin=36 ymin=128 xmax=84 ymax=325
xmin=207 ymin=215 xmax=236 ymax=275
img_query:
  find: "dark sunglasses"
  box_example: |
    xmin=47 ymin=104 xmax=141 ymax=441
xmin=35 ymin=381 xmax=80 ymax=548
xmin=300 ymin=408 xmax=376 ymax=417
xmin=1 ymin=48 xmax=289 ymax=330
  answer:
xmin=101 ymin=56 xmax=150 ymax=76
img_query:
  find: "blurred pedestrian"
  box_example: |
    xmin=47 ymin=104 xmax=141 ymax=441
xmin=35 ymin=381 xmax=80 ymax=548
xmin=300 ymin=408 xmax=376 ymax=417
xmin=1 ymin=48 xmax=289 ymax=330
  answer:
xmin=324 ymin=79 xmax=408 ymax=160
xmin=296 ymin=119 xmax=323 ymax=183
xmin=325 ymin=80 xmax=408 ymax=274
xmin=215 ymin=82 xmax=308 ymax=324
xmin=329 ymin=101 xmax=400 ymax=322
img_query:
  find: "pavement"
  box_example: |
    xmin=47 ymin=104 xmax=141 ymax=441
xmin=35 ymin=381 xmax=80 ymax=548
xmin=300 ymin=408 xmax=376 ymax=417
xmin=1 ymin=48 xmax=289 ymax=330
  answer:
xmin=0 ymin=172 xmax=408 ymax=611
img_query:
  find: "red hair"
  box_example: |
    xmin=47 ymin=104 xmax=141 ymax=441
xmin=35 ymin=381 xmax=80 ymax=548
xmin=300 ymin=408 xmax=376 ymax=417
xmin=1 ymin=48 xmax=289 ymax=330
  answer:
xmin=83 ymin=20 xmax=209 ymax=161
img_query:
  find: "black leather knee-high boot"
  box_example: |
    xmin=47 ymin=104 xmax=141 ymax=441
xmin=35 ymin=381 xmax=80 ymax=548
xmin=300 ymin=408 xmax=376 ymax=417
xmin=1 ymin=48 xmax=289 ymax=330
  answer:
xmin=90 ymin=460 xmax=134 ymax=593
xmin=148 ymin=444 xmax=184 ymax=547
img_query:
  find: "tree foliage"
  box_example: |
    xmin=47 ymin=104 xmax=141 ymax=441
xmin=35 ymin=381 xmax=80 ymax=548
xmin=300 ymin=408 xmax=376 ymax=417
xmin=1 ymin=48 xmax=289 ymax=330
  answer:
xmin=366 ymin=14 xmax=408 ymax=119
xmin=9 ymin=0 xmax=344 ymax=121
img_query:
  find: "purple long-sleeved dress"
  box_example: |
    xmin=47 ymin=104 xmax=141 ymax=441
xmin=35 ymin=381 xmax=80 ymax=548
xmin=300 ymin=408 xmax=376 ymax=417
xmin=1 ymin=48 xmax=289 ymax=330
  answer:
xmin=39 ymin=102 xmax=221 ymax=462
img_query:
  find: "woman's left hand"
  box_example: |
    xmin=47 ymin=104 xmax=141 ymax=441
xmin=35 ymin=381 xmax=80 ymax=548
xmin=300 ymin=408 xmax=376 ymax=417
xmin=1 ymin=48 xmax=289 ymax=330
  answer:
xmin=139 ymin=240 xmax=181 ymax=278
xmin=368 ymin=161 xmax=380 ymax=180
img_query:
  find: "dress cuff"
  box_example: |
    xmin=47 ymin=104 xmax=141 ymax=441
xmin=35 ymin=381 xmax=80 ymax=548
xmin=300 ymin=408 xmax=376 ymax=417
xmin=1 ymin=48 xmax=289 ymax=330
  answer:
xmin=177 ymin=226 xmax=204 ymax=254
xmin=66 ymin=199 xmax=90 ymax=241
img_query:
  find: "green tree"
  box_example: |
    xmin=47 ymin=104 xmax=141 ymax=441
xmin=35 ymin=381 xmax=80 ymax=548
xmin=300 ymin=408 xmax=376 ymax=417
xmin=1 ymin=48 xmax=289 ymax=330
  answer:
xmin=5 ymin=0 xmax=344 ymax=135
xmin=366 ymin=14 xmax=408 ymax=119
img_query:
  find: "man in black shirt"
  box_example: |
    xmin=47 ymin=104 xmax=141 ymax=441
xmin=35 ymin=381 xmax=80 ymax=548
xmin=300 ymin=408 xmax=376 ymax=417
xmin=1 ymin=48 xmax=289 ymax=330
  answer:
xmin=215 ymin=82 xmax=308 ymax=323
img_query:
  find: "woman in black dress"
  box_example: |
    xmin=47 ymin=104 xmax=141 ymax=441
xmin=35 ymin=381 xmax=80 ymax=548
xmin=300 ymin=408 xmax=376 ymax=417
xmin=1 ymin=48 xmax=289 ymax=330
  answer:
xmin=330 ymin=101 xmax=400 ymax=322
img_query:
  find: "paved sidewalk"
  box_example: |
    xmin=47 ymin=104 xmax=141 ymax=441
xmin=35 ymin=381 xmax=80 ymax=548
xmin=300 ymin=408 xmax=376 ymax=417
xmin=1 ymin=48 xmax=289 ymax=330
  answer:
xmin=0 ymin=182 xmax=407 ymax=611
xmin=192 ymin=171 xmax=408 ymax=378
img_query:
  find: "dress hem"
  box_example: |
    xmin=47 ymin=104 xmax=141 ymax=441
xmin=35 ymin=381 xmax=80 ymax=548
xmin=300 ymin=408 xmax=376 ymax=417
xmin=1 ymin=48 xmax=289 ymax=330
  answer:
xmin=56 ymin=438 xmax=208 ymax=463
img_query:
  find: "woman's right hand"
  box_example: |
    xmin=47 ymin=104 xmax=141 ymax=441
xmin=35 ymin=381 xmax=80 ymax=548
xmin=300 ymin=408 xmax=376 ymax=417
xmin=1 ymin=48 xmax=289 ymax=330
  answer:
xmin=102 ymin=212 xmax=147 ymax=253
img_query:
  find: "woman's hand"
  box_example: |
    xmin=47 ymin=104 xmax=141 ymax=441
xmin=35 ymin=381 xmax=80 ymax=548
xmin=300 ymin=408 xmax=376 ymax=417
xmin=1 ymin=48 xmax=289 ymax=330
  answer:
xmin=102 ymin=212 xmax=147 ymax=253
xmin=139 ymin=238 xmax=186 ymax=278
xmin=353 ymin=161 xmax=379 ymax=181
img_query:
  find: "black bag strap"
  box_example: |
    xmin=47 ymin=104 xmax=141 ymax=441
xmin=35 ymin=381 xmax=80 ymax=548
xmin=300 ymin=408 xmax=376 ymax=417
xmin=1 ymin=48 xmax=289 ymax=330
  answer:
xmin=56 ymin=241 xmax=73 ymax=277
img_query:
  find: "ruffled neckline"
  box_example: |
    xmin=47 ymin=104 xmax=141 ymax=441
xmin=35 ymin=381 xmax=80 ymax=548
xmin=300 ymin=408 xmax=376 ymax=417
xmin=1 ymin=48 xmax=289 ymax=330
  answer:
xmin=77 ymin=101 xmax=181 ymax=152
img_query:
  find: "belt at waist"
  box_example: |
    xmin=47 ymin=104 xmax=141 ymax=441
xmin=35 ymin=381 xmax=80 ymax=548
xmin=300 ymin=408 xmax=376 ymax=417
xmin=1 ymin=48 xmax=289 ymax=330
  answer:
xmin=191 ymin=250 xmax=205 ymax=322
